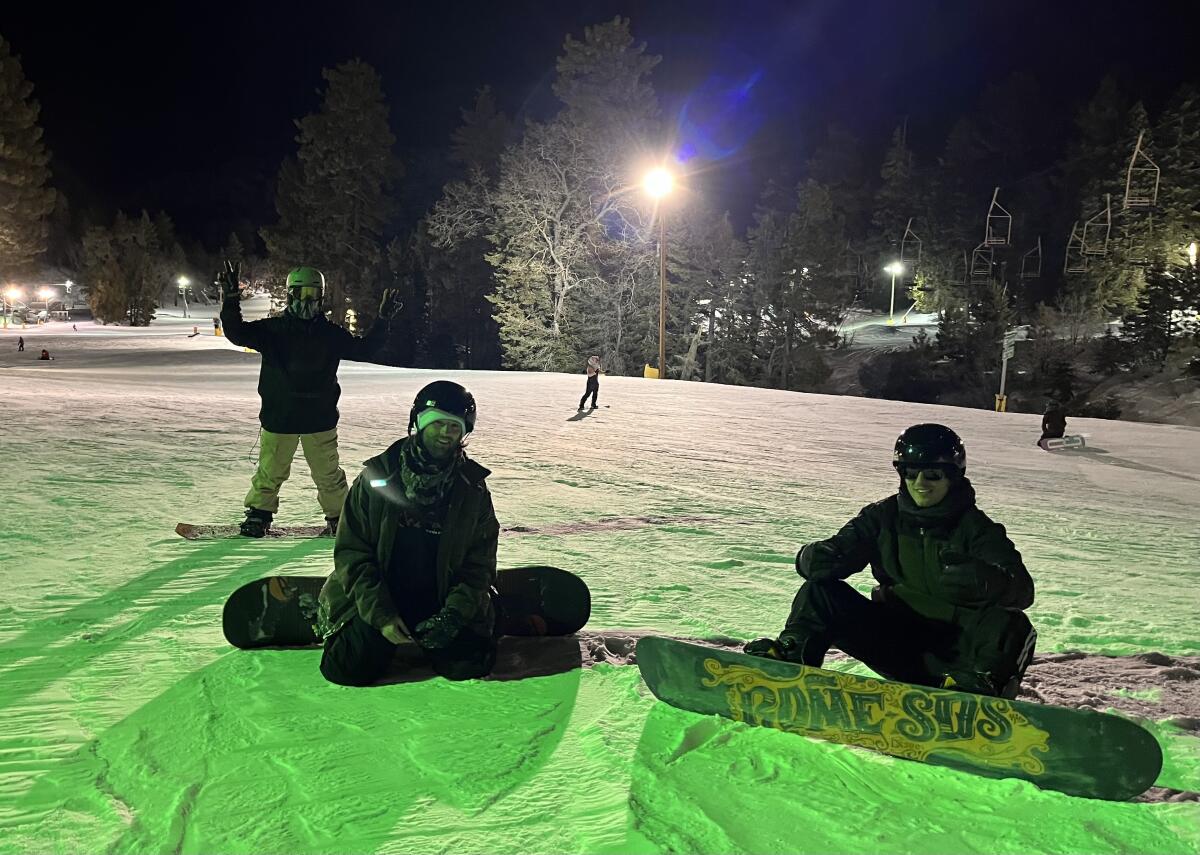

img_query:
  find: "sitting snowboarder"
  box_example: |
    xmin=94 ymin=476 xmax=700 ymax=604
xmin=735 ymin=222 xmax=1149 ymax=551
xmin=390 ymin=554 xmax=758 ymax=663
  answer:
xmin=1038 ymin=402 xmax=1067 ymax=449
xmin=316 ymin=381 xmax=500 ymax=686
xmin=745 ymin=423 xmax=1037 ymax=699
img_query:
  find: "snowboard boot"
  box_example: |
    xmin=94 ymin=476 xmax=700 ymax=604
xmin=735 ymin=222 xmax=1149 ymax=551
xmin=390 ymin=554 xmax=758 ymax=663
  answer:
xmin=743 ymin=631 xmax=816 ymax=665
xmin=239 ymin=508 xmax=273 ymax=538
xmin=323 ymin=516 xmax=339 ymax=537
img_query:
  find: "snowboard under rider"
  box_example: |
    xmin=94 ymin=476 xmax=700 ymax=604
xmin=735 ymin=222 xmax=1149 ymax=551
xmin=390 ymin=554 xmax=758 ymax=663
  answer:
xmin=316 ymin=381 xmax=500 ymax=686
xmin=745 ymin=423 xmax=1037 ymax=699
xmin=218 ymin=261 xmax=401 ymax=537
xmin=578 ymin=355 xmax=602 ymax=411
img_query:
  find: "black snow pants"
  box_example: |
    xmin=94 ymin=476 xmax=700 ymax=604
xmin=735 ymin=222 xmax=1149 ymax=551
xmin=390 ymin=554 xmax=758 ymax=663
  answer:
xmin=320 ymin=615 xmax=498 ymax=686
xmin=579 ymin=375 xmax=599 ymax=409
xmin=781 ymin=578 xmax=1036 ymax=698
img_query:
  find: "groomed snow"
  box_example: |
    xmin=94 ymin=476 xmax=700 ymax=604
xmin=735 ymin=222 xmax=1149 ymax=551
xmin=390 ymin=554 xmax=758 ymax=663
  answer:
xmin=1 ymin=319 xmax=1197 ymax=853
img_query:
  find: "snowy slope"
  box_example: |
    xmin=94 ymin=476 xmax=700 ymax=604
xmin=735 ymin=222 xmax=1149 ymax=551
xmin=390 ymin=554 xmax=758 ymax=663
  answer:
xmin=1 ymin=322 xmax=1197 ymax=854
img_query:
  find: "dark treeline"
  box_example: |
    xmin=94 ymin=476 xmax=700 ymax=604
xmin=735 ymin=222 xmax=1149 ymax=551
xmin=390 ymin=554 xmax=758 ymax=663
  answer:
xmin=3 ymin=21 xmax=1198 ymax=414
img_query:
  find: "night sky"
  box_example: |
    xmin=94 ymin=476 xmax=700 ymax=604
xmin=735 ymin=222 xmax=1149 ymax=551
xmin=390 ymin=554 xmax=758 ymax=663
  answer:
xmin=6 ymin=0 xmax=1200 ymax=249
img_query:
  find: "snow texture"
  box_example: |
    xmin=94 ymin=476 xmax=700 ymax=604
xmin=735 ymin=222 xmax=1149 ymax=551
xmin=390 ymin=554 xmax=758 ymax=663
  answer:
xmin=1 ymin=310 xmax=1198 ymax=853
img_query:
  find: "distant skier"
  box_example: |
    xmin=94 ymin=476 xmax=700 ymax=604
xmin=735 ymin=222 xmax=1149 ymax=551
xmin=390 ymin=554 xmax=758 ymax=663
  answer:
xmin=38 ymin=348 xmax=51 ymax=360
xmin=578 ymin=355 xmax=602 ymax=411
xmin=1039 ymin=401 xmax=1067 ymax=448
xmin=218 ymin=261 xmax=401 ymax=537
xmin=316 ymin=381 xmax=500 ymax=686
xmin=745 ymin=424 xmax=1037 ymax=699
xmin=72 ymin=324 xmax=78 ymax=332
xmin=17 ymin=336 xmax=24 ymax=351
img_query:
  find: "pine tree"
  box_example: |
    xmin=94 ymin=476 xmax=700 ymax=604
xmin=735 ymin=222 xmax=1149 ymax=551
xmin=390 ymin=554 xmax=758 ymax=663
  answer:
xmin=450 ymin=86 xmax=512 ymax=177
xmin=261 ymin=60 xmax=399 ymax=326
xmin=0 ymin=36 xmax=56 ymax=280
xmin=552 ymin=16 xmax=660 ymax=137
xmin=429 ymin=18 xmax=662 ymax=372
xmin=1121 ymin=263 xmax=1200 ymax=368
xmin=81 ymin=211 xmax=171 ymax=326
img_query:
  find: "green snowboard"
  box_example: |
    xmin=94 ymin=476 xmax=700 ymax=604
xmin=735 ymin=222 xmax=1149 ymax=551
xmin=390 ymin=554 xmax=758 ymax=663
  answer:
xmin=636 ymin=636 xmax=1163 ymax=801
xmin=222 ymin=565 xmax=590 ymax=649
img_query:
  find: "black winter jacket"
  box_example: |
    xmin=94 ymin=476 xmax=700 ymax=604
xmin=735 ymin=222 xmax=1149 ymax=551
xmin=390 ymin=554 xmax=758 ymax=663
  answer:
xmin=797 ymin=479 xmax=1034 ymax=623
xmin=220 ymin=299 xmax=388 ymax=433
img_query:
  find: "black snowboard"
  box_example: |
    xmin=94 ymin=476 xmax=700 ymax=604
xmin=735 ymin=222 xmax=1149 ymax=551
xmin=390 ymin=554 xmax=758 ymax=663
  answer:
xmin=222 ymin=565 xmax=590 ymax=649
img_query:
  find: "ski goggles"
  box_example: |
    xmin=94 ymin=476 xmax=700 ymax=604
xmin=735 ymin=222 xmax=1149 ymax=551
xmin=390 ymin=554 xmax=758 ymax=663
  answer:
xmin=898 ymin=465 xmax=950 ymax=482
xmin=289 ymin=285 xmax=322 ymax=302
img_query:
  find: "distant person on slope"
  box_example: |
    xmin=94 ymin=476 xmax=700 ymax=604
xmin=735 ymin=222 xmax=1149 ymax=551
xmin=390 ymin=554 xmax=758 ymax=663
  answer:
xmin=578 ymin=354 xmax=602 ymax=411
xmin=218 ymin=261 xmax=401 ymax=538
xmin=745 ymin=424 xmax=1037 ymax=699
xmin=1039 ymin=402 xmax=1067 ymax=448
xmin=316 ymin=381 xmax=500 ymax=686
xmin=17 ymin=336 xmax=24 ymax=351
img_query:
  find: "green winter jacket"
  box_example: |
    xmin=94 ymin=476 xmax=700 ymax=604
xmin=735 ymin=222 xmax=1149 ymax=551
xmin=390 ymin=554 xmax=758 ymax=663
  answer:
xmin=317 ymin=438 xmax=499 ymax=640
xmin=797 ymin=479 xmax=1034 ymax=623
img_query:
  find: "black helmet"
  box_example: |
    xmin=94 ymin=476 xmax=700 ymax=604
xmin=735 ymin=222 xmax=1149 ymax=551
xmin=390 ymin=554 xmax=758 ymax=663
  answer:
xmin=892 ymin=423 xmax=966 ymax=474
xmin=408 ymin=381 xmax=477 ymax=435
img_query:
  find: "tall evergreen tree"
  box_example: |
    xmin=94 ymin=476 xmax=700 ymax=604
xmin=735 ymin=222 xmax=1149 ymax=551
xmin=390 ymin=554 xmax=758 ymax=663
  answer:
xmin=261 ymin=60 xmax=399 ymax=326
xmin=0 ymin=36 xmax=56 ymax=280
xmin=1121 ymin=263 xmax=1200 ymax=367
xmin=428 ymin=18 xmax=662 ymax=371
xmin=81 ymin=211 xmax=171 ymax=326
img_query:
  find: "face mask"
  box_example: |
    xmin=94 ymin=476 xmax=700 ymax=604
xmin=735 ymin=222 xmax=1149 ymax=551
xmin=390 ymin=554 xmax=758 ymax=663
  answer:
xmin=288 ymin=287 xmax=321 ymax=320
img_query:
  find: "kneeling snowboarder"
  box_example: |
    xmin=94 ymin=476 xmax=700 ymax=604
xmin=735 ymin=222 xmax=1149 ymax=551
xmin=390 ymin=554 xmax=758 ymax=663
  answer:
xmin=317 ymin=381 xmax=500 ymax=686
xmin=745 ymin=423 xmax=1037 ymax=699
xmin=1039 ymin=401 xmax=1067 ymax=448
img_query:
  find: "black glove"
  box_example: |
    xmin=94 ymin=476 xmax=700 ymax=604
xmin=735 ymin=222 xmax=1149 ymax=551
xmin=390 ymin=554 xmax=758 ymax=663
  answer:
xmin=216 ymin=260 xmax=241 ymax=302
xmin=934 ymin=551 xmax=1011 ymax=607
xmin=414 ymin=607 xmax=466 ymax=649
xmin=378 ymin=287 xmax=403 ymax=320
xmin=797 ymin=541 xmax=843 ymax=581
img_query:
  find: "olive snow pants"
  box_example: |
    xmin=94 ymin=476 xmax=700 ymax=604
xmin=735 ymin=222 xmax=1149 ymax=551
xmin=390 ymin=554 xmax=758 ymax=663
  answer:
xmin=245 ymin=427 xmax=347 ymax=517
xmin=319 ymin=615 xmax=498 ymax=686
xmin=781 ymin=578 xmax=1036 ymax=698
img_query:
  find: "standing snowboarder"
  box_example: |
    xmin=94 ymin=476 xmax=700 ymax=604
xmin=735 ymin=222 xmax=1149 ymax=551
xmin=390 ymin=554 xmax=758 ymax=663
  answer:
xmin=1039 ymin=402 xmax=1067 ymax=448
xmin=217 ymin=261 xmax=399 ymax=537
xmin=17 ymin=336 xmax=24 ymax=351
xmin=745 ymin=424 xmax=1037 ymax=699
xmin=578 ymin=355 xmax=602 ymax=411
xmin=316 ymin=381 xmax=500 ymax=686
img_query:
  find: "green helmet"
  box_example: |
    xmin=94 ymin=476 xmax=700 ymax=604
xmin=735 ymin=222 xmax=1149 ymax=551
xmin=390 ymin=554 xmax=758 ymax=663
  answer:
xmin=285 ymin=267 xmax=325 ymax=320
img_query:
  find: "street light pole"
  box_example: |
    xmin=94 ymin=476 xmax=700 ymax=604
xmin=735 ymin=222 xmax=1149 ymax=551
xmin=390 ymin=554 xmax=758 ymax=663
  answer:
xmin=884 ymin=262 xmax=904 ymax=325
xmin=643 ymin=166 xmax=675 ymax=380
xmin=658 ymin=210 xmax=667 ymax=381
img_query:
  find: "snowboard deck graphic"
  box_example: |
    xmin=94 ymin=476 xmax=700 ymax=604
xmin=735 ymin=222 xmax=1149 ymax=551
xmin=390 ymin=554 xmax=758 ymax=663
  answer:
xmin=1039 ymin=435 xmax=1086 ymax=451
xmin=222 ymin=565 xmax=591 ymax=649
xmin=636 ymin=636 xmax=1162 ymax=801
xmin=177 ymin=522 xmax=331 ymax=540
